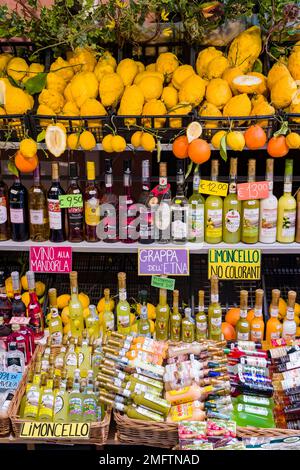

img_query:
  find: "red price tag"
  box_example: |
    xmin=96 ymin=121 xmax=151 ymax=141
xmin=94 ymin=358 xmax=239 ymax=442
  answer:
xmin=9 ymin=316 xmax=30 ymax=325
xmin=237 ymin=181 xmax=269 ymax=201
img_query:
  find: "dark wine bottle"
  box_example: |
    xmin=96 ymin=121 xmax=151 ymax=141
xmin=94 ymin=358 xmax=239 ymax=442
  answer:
xmin=9 ymin=174 xmax=29 ymax=242
xmin=47 ymin=163 xmax=66 ymax=243
xmin=67 ymin=162 xmax=84 ymax=243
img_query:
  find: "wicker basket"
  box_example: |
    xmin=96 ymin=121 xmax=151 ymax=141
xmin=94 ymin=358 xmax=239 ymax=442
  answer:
xmin=9 ymin=344 xmax=111 ymax=445
xmin=114 ymin=411 xmax=178 ymax=448
xmin=237 ymin=426 xmax=300 ymax=439
xmin=0 ymin=411 xmax=11 ymax=437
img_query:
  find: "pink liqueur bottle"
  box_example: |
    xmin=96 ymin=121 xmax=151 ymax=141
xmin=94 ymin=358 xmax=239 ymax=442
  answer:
xmin=26 ymin=271 xmax=44 ymax=340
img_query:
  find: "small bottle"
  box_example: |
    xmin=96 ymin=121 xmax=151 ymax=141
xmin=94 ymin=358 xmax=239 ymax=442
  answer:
xmin=23 ymin=367 xmax=42 ymax=420
xmin=9 ymin=173 xmax=29 ymax=242
xmin=99 ymin=395 xmax=164 ymax=422
xmin=116 ymin=273 xmax=131 ymax=334
xmin=102 ymin=158 xmax=118 ymax=243
xmin=85 ymin=305 xmax=100 ymax=339
xmin=156 ymin=162 xmax=172 ymax=244
xmin=38 ymin=376 xmax=55 ymax=421
xmin=29 ymin=165 xmax=49 ymax=242
xmin=54 ymin=375 xmax=71 ymax=423
xmin=139 ymin=159 xmax=154 ymax=244
xmin=236 ymin=290 xmax=250 ymax=341
xmin=67 ymin=162 xmax=84 ymax=243
xmin=155 ymin=280 xmax=170 ymax=341
xmin=85 ymin=161 xmax=101 ymax=242
xmin=277 ymin=159 xmax=296 ymax=243
xmin=250 ymin=289 xmax=265 ymax=343
xmin=223 ymin=157 xmax=241 ymax=243
xmin=182 ymin=307 xmax=195 ymax=343
xmin=102 ymin=289 xmax=115 ymax=335
xmin=6 ymin=342 xmax=25 ymax=373
xmin=169 ymin=290 xmax=182 ymax=342
xmin=120 ymin=160 xmax=137 ymax=243
xmin=282 ymin=291 xmax=297 ymax=341
xmin=82 ymin=370 xmax=97 ymax=422
xmin=79 ymin=331 xmax=92 ymax=378
xmin=138 ymin=290 xmax=151 ymax=337
xmin=196 ymin=290 xmax=207 ymax=340
xmin=65 ymin=337 xmax=78 ymax=379
xmin=26 ymin=271 xmax=44 ymax=339
xmin=266 ymin=289 xmax=282 ymax=346
xmin=259 ymin=158 xmax=278 ymax=244
xmin=188 ymin=167 xmax=205 ymax=243
xmin=208 ymin=275 xmax=222 ymax=341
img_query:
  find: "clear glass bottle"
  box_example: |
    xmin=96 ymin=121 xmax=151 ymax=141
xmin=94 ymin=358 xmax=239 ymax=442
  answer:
xmin=29 ymin=165 xmax=49 ymax=242
xmin=120 ymin=160 xmax=137 ymax=243
xmin=68 ymin=368 xmax=83 ymax=422
xmin=282 ymin=290 xmax=297 ymax=341
xmin=266 ymin=289 xmax=282 ymax=346
xmin=250 ymin=289 xmax=265 ymax=343
xmin=169 ymin=289 xmax=182 ymax=341
xmin=82 ymin=370 xmax=97 ymax=422
xmin=26 ymin=271 xmax=44 ymax=340
xmin=69 ymin=271 xmax=84 ymax=337
xmin=196 ymin=289 xmax=207 ymax=340
xmin=6 ymin=342 xmax=25 ymax=373
xmin=155 ymin=162 xmax=172 ymax=244
xmin=296 ymin=190 xmax=300 ymax=243
xmin=181 ymin=307 xmax=195 ymax=343
xmin=85 ymin=161 xmax=101 ymax=242
xmin=9 ymin=173 xmax=29 ymax=242
xmin=102 ymin=158 xmax=118 ymax=243
xmin=48 ymin=288 xmax=63 ymax=345
xmin=0 ymin=271 xmax=12 ymax=324
xmin=242 ymin=159 xmax=260 ymax=244
xmin=0 ymin=173 xmax=10 ymax=241
xmin=67 ymin=162 xmax=84 ymax=243
xmin=47 ymin=162 xmax=66 ymax=243
xmin=139 ymin=160 xmax=154 ymax=244
xmin=102 ymin=289 xmax=115 ymax=335
xmin=138 ymin=290 xmax=151 ymax=337
xmin=208 ymin=275 xmax=222 ymax=341
xmin=223 ymin=157 xmax=241 ymax=243
xmin=277 ymin=159 xmax=296 ymax=243
xmin=116 ymin=273 xmax=131 ymax=334
xmin=155 ymin=281 xmax=170 ymax=341
xmin=205 ymin=160 xmax=223 ymax=244
xmin=65 ymin=337 xmax=78 ymax=379
xmin=259 ymin=159 xmax=278 ymax=244
xmin=85 ymin=305 xmax=100 ymax=339
xmin=171 ymin=160 xmax=189 ymax=244
xmin=236 ymin=290 xmax=250 ymax=341
xmin=188 ymin=167 xmax=205 ymax=243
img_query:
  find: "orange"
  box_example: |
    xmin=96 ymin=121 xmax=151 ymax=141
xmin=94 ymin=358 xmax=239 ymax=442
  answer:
xmin=244 ymin=125 xmax=267 ymax=149
xmin=247 ymin=309 xmax=255 ymax=323
xmin=225 ymin=307 xmax=240 ymax=327
xmin=267 ymin=135 xmax=289 ymax=158
xmin=15 ymin=151 xmax=38 ymax=173
xmin=221 ymin=322 xmax=236 ymax=341
xmin=172 ymin=135 xmax=189 ymax=159
xmin=188 ymin=138 xmax=211 ymax=164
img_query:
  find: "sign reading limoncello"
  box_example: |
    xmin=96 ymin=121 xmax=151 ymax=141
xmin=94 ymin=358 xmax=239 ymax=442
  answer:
xmin=208 ymin=249 xmax=261 ymax=280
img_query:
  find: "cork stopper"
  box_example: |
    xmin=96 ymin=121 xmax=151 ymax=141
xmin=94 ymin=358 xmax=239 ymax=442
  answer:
xmin=117 ymin=272 xmax=126 ymax=289
xmin=159 ymin=162 xmax=167 ymax=178
xmin=48 ymin=288 xmax=57 ymax=307
xmin=211 ymin=160 xmax=219 ymax=179
xmin=240 ymin=290 xmax=248 ymax=309
xmin=248 ymin=159 xmax=256 ymax=180
xmin=271 ymin=289 xmax=280 ymax=306
xmin=288 ymin=290 xmax=297 ymax=309
xmin=198 ymin=290 xmax=205 ymax=306
xmin=230 ymin=158 xmax=237 ymax=177
xmin=69 ymin=271 xmax=78 ymax=289
xmin=210 ymin=275 xmax=218 ymax=295
xmin=86 ymin=161 xmax=96 ymax=181
xmin=104 ymin=288 xmax=110 ymax=301
xmin=255 ymin=289 xmax=264 ymax=308
xmin=51 ymin=162 xmax=59 ymax=180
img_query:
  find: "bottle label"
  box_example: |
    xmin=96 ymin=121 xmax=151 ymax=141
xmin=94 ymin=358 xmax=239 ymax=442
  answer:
xmin=83 ymin=397 xmax=97 ymax=418
xmin=30 ymin=209 xmax=44 ymax=225
xmin=237 ymin=331 xmax=249 ymax=341
xmin=144 ymin=393 xmax=167 ymax=408
xmin=66 ymin=354 xmax=77 ymax=366
xmin=85 ymin=198 xmax=100 ymax=226
xmin=251 ymin=329 xmax=263 ymax=340
xmin=189 ymin=206 xmax=204 ymax=240
xmin=119 ymin=291 xmax=127 ymax=302
xmin=271 ymin=330 xmax=281 ymax=339
xmin=206 ymin=209 xmax=222 ymax=238
xmin=10 ymin=208 xmax=24 ymax=224
xmin=282 ymin=322 xmax=297 ymax=339
xmin=281 ymin=209 xmax=296 ymax=238
xmin=6 ymin=356 xmax=22 ymax=372
xmin=48 ymin=199 xmax=62 ymax=229
xmin=211 ymin=317 xmax=221 ymax=327
xmin=155 ymin=201 xmax=171 ymax=231
xmin=243 ymin=207 xmax=259 ymax=237
xmin=68 ymin=206 xmax=84 ymax=230
xmin=104 ymin=318 xmax=115 ymax=332
xmin=170 ymin=402 xmax=193 ymax=422
xmin=135 ymin=405 xmax=161 ymax=420
xmin=69 ymin=397 xmax=82 ymax=417
xmin=243 ymin=396 xmax=270 ymax=406
xmin=171 ymin=214 xmax=187 ymax=240
xmin=211 ymin=295 xmax=219 ymax=303
xmin=225 ymin=209 xmax=240 ymax=233
xmin=260 ymin=207 xmax=277 ymax=240
xmin=241 ymin=404 xmax=269 ymax=417
xmin=196 ymin=321 xmax=207 ymax=332
xmin=0 ymin=198 xmax=7 ymax=224
xmin=24 ymin=388 xmax=40 ymax=417
xmin=54 ymin=395 xmax=64 ymax=414
xmin=39 ymin=393 xmax=54 ymax=418
xmin=118 ymin=314 xmax=130 ymax=328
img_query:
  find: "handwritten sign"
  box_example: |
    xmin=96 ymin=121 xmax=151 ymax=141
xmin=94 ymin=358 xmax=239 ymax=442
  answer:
xmin=138 ymin=248 xmax=189 ymax=276
xmin=199 ymin=180 xmax=228 ymax=197
xmin=208 ymin=249 xmax=261 ymax=280
xmin=9 ymin=316 xmax=30 ymax=325
xmin=20 ymin=422 xmax=90 ymax=440
xmin=30 ymin=246 xmax=72 ymax=273
xmin=0 ymin=371 xmax=22 ymax=391
xmin=59 ymin=194 xmax=83 ymax=209
xmin=151 ymin=276 xmax=175 ymax=291
xmin=237 ymin=181 xmax=269 ymax=201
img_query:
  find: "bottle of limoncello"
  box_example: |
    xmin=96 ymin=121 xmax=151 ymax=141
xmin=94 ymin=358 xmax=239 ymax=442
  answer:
xmin=208 ymin=275 xmax=222 ymax=341
xmin=102 ymin=288 xmax=115 ymax=335
xmin=116 ymin=273 xmax=131 ymax=334
xmin=48 ymin=288 xmax=63 ymax=346
xmin=169 ymin=290 xmax=182 ymax=341
xmin=69 ymin=271 xmax=84 ymax=337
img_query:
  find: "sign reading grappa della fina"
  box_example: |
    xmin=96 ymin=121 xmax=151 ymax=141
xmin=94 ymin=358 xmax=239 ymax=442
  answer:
xmin=20 ymin=422 xmax=90 ymax=439
xmin=208 ymin=249 xmax=261 ymax=280
xmin=138 ymin=248 xmax=189 ymax=276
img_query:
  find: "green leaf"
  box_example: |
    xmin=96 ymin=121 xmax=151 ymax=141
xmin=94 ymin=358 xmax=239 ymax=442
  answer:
xmin=37 ymin=129 xmax=46 ymax=143
xmin=24 ymin=73 xmax=47 ymax=95
xmin=220 ymin=135 xmax=227 ymax=162
xmin=7 ymin=160 xmax=19 ymax=177
xmin=185 ymin=160 xmax=194 ymax=179
xmin=253 ymin=59 xmax=263 ymax=73
xmin=274 ymin=120 xmax=289 ymax=137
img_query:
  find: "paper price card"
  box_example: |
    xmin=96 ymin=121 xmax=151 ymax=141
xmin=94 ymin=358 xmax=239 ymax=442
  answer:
xmin=237 ymin=181 xmax=269 ymax=201
xmin=138 ymin=248 xmax=189 ymax=276
xmin=199 ymin=180 xmax=228 ymax=197
xmin=151 ymin=276 xmax=175 ymax=291
xmin=208 ymin=249 xmax=261 ymax=280
xmin=59 ymin=194 xmax=83 ymax=209
xmin=30 ymin=246 xmax=72 ymax=273
xmin=9 ymin=316 xmax=30 ymax=325
xmin=20 ymin=422 xmax=91 ymax=439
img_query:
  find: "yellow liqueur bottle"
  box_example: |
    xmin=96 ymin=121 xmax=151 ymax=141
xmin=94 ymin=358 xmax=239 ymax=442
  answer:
xmin=116 ymin=273 xmax=131 ymax=334
xmin=236 ymin=290 xmax=250 ymax=341
xmin=223 ymin=157 xmax=241 ymax=243
xmin=242 ymin=159 xmax=260 ymax=244
xmin=277 ymin=159 xmax=296 ymax=243
xmin=69 ymin=271 xmax=84 ymax=337
xmin=196 ymin=290 xmax=207 ymax=340
xmin=155 ymin=282 xmax=170 ymax=341
xmin=169 ymin=290 xmax=182 ymax=341
xmin=48 ymin=288 xmax=63 ymax=346
xmin=205 ymin=159 xmax=223 ymax=244
xmin=208 ymin=275 xmax=222 ymax=341
xmin=102 ymin=288 xmax=115 ymax=335
xmin=182 ymin=307 xmax=195 ymax=343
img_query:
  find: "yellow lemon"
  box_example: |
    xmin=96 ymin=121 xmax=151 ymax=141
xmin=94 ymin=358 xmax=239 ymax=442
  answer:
xmin=295 ymin=303 xmax=300 ymax=316
xmin=297 ymin=327 xmax=300 ymax=337
xmin=79 ymin=131 xmax=96 ymax=151
xmin=21 ymin=275 xmax=28 ymax=291
xmin=211 ymin=130 xmax=227 ymax=150
xmin=130 ymin=323 xmax=138 ymax=334
xmin=63 ymin=323 xmax=71 ymax=335
xmin=131 ymin=131 xmax=143 ymax=148
xmin=226 ymin=131 xmax=245 ymax=151
xmin=97 ymin=297 xmax=115 ymax=313
xmin=61 ymin=306 xmax=70 ymax=324
xmin=78 ymin=292 xmax=90 ymax=309
xmin=149 ymin=319 xmax=155 ymax=334
xmin=140 ymin=133 xmax=156 ymax=152
xmin=57 ymin=294 xmax=70 ymax=309
xmin=20 ymin=138 xmax=37 ymax=158
xmin=83 ymin=307 xmax=91 ymax=320
xmin=130 ymin=313 xmax=136 ymax=325
xmin=5 ymin=277 xmax=13 ymax=298
xmin=21 ymin=292 xmax=30 ymax=308
xmin=102 ymin=134 xmax=114 ymax=153
xmin=111 ymin=135 xmax=126 ymax=152
xmin=286 ymin=132 xmax=300 ymax=149
xmin=35 ymin=281 xmax=45 ymax=297
xmin=67 ymin=133 xmax=80 ymax=150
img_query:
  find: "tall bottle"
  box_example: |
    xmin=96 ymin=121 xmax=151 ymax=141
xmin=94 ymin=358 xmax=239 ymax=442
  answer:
xmin=68 ymin=368 xmax=83 ymax=422
xmin=277 ymin=159 xmax=296 ymax=243
xmin=250 ymin=289 xmax=265 ymax=343
xmin=11 ymin=271 xmax=26 ymax=317
xmin=138 ymin=290 xmax=151 ymax=337
xmin=296 ymin=190 xmax=300 ymax=243
xmin=155 ymin=282 xmax=170 ymax=341
xmin=259 ymin=159 xmax=278 ymax=244
xmin=102 ymin=289 xmax=115 ymax=335
xmin=47 ymin=162 xmax=66 ymax=243
xmin=116 ymin=272 xmax=131 ymax=334
xmin=38 ymin=376 xmax=54 ymax=421
xmin=266 ymin=289 xmax=282 ymax=346
xmin=85 ymin=161 xmax=101 ymax=242
xmin=29 ymin=165 xmax=49 ymax=242
xmin=242 ymin=159 xmax=259 ymax=244
xmin=69 ymin=271 xmax=84 ymax=337
xmin=65 ymin=337 xmax=78 ymax=379
xmin=156 ymin=162 xmax=172 ymax=244
xmin=120 ymin=160 xmax=137 ymax=243
xmin=236 ymin=290 xmax=250 ymax=341
xmin=26 ymin=271 xmax=44 ymax=340
xmin=0 ymin=271 xmax=12 ymax=324
xmin=82 ymin=370 xmax=97 ymax=422
xmin=171 ymin=160 xmax=188 ymax=244
xmin=205 ymin=160 xmax=223 ymax=244
xmin=102 ymin=158 xmax=118 ymax=243
xmin=196 ymin=290 xmax=207 ymax=340
xmin=85 ymin=305 xmax=100 ymax=339
xmin=282 ymin=290 xmax=297 ymax=341
xmin=67 ymin=162 xmax=84 ymax=243
xmin=169 ymin=290 xmax=181 ymax=341
xmin=208 ymin=275 xmax=222 ymax=341
xmin=0 ymin=173 xmax=10 ymax=241
xmin=48 ymin=288 xmax=63 ymax=345
xmin=54 ymin=375 xmax=71 ymax=422
xmin=9 ymin=173 xmax=29 ymax=241
xmin=223 ymin=157 xmax=241 ymax=243
xmin=139 ymin=159 xmax=154 ymax=244
xmin=182 ymin=307 xmax=195 ymax=343
xmin=188 ymin=167 xmax=205 ymax=243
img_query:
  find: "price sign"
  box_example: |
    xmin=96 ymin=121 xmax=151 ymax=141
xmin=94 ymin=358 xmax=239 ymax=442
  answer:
xmin=30 ymin=246 xmax=72 ymax=273
xmin=151 ymin=276 xmax=175 ymax=291
xmin=199 ymin=180 xmax=228 ymax=197
xmin=208 ymin=248 xmax=261 ymax=280
xmin=9 ymin=316 xmax=30 ymax=325
xmin=59 ymin=194 xmax=83 ymax=209
xmin=237 ymin=181 xmax=269 ymax=201
xmin=0 ymin=371 xmax=22 ymax=391
xmin=20 ymin=422 xmax=90 ymax=440
xmin=138 ymin=248 xmax=189 ymax=276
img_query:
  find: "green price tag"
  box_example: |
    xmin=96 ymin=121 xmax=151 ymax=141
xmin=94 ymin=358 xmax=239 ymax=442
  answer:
xmin=151 ymin=276 xmax=175 ymax=291
xmin=59 ymin=194 xmax=83 ymax=209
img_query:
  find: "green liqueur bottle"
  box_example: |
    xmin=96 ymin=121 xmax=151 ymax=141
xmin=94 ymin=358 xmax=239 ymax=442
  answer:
xmin=196 ymin=290 xmax=207 ymax=340
xmin=223 ymin=157 xmax=241 ymax=243
xmin=242 ymin=159 xmax=260 ymax=244
xmin=188 ymin=167 xmax=205 ymax=243
xmin=208 ymin=275 xmax=222 ymax=341
xmin=155 ymin=281 xmax=170 ymax=341
xmin=169 ymin=289 xmax=182 ymax=341
xmin=138 ymin=290 xmax=151 ymax=337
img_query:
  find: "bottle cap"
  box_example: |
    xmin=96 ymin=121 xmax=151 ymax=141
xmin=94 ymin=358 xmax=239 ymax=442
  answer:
xmin=139 ymin=290 xmax=148 ymax=304
xmin=51 ymin=162 xmax=59 ymax=180
xmin=69 ymin=162 xmax=78 ymax=179
xmin=86 ymin=161 xmax=96 ymax=180
xmin=123 ymin=160 xmax=131 ymax=173
xmin=105 ymin=159 xmax=112 ymax=174
xmin=159 ymin=162 xmax=167 ymax=177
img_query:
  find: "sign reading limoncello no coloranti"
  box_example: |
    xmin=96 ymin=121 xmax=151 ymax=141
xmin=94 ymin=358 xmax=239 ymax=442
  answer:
xmin=208 ymin=249 xmax=261 ymax=280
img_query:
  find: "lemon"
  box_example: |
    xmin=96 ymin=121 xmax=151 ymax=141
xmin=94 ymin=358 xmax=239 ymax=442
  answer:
xmin=38 ymin=88 xmax=65 ymax=114
xmin=67 ymin=133 xmax=80 ymax=150
xmin=21 ymin=292 xmax=30 ymax=308
xmin=21 ymin=275 xmax=28 ymax=291
xmin=61 ymin=306 xmax=70 ymax=324
xmin=211 ymin=130 xmax=227 ymax=150
xmin=149 ymin=319 xmax=155 ymax=334
xmin=131 ymin=131 xmax=143 ymax=148
xmin=57 ymin=294 xmax=70 ymax=309
xmin=20 ymin=138 xmax=37 ymax=158
xmin=102 ymin=134 xmax=114 ymax=153
xmin=78 ymin=292 xmax=90 ymax=309
xmin=35 ymin=281 xmax=45 ymax=297
xmin=111 ymin=135 xmax=126 ymax=152
xmin=140 ymin=133 xmax=156 ymax=152
xmin=79 ymin=131 xmax=96 ymax=151
xmin=97 ymin=297 xmax=115 ymax=313
xmin=45 ymin=124 xmax=67 ymax=157
xmin=5 ymin=277 xmax=13 ymax=298
xmin=161 ymin=86 xmax=178 ymax=109
xmin=130 ymin=313 xmax=136 ymax=325
xmin=7 ymin=57 xmax=28 ymax=82
xmin=130 ymin=323 xmax=138 ymax=334
xmin=226 ymin=131 xmax=245 ymax=151
xmin=186 ymin=121 xmax=202 ymax=143
xmin=63 ymin=323 xmax=71 ymax=335
xmin=83 ymin=307 xmax=91 ymax=320
xmin=286 ymin=132 xmax=300 ymax=149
